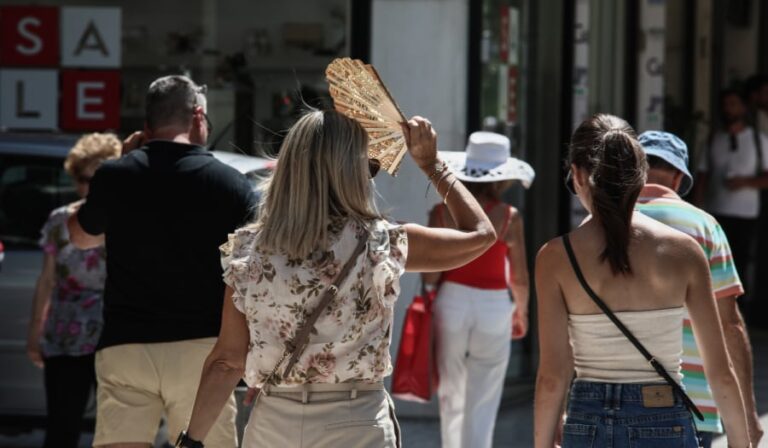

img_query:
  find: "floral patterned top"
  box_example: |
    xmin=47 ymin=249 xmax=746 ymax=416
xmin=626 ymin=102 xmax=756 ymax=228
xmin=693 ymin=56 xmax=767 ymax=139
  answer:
xmin=220 ymin=218 xmax=408 ymax=387
xmin=39 ymin=206 xmax=106 ymax=357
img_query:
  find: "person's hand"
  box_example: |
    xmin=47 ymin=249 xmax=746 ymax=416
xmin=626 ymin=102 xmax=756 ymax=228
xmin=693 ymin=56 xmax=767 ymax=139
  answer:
xmin=725 ymin=176 xmax=752 ymax=190
xmin=242 ymin=387 xmax=260 ymax=406
xmin=26 ymin=336 xmax=43 ymax=369
xmin=122 ymin=131 xmax=146 ymax=155
xmin=401 ymin=116 xmax=437 ymax=170
xmin=511 ymin=307 xmax=529 ymax=340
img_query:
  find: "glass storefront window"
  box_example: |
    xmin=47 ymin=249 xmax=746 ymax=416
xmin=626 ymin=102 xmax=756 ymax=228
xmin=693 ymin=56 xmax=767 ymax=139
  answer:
xmin=478 ymin=0 xmax=527 ymax=160
xmin=3 ymin=1 xmax=351 ymax=155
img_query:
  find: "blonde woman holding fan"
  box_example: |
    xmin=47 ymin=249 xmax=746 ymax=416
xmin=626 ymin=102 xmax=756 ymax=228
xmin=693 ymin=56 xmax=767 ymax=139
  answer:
xmin=178 ymin=111 xmax=496 ymax=448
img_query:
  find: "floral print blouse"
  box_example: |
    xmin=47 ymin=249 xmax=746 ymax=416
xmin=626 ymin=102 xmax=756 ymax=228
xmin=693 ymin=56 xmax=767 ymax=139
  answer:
xmin=39 ymin=206 xmax=106 ymax=357
xmin=220 ymin=218 xmax=408 ymax=387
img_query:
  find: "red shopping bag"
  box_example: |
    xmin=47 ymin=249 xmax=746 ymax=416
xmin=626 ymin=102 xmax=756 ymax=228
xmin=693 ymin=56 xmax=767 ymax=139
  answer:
xmin=391 ymin=289 xmax=438 ymax=402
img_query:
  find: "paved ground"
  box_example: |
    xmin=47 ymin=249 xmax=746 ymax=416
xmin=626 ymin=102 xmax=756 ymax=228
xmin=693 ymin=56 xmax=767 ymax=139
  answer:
xmin=2 ymin=329 xmax=768 ymax=447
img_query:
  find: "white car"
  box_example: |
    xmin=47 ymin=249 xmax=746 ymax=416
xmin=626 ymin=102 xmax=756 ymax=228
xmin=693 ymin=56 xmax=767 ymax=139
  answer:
xmin=0 ymin=134 xmax=270 ymax=431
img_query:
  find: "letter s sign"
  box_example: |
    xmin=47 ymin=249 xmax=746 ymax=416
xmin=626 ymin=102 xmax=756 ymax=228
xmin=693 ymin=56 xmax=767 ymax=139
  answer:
xmin=17 ymin=17 xmax=43 ymax=56
xmin=0 ymin=6 xmax=59 ymax=66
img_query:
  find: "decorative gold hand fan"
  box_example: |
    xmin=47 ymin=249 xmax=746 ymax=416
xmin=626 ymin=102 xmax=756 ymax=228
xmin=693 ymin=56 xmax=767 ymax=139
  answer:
xmin=326 ymin=58 xmax=407 ymax=176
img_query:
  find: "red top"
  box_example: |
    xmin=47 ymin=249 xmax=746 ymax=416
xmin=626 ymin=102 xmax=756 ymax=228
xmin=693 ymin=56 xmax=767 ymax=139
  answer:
xmin=440 ymin=200 xmax=511 ymax=290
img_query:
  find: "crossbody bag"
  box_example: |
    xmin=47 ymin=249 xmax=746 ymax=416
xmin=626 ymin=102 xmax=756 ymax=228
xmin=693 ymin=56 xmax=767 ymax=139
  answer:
xmin=561 ymin=234 xmax=704 ymax=421
xmin=249 ymin=236 xmax=368 ymax=406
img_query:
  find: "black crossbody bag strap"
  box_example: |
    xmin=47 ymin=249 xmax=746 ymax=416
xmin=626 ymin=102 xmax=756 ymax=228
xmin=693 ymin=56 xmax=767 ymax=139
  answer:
xmin=561 ymin=234 xmax=704 ymax=421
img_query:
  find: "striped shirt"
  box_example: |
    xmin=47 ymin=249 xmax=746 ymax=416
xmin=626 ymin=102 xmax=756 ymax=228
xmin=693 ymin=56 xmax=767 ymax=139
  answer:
xmin=636 ymin=184 xmax=744 ymax=433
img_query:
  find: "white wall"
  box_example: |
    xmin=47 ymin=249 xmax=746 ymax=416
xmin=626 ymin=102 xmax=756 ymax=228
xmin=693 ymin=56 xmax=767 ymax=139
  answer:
xmin=371 ymin=0 xmax=468 ymax=417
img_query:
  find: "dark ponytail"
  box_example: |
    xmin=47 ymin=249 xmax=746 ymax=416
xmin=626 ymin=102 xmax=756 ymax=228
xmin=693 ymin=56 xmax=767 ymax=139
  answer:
xmin=568 ymin=114 xmax=647 ymax=275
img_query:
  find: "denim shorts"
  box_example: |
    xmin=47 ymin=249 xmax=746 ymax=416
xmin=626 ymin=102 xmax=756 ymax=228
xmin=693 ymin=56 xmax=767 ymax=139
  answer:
xmin=563 ymin=381 xmax=699 ymax=448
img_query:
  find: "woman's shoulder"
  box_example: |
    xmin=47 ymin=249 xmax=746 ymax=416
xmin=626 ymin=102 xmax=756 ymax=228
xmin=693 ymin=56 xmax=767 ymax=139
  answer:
xmin=49 ymin=204 xmax=71 ymax=221
xmin=634 ymin=215 xmax=706 ymax=274
xmin=536 ymin=235 xmax=566 ymax=267
xmin=635 ymin=213 xmax=701 ymax=254
xmin=363 ymin=218 xmax=408 ymax=256
xmin=364 ymin=218 xmax=407 ymax=241
xmin=42 ymin=205 xmax=71 ymax=231
xmin=220 ymin=224 xmax=260 ymax=258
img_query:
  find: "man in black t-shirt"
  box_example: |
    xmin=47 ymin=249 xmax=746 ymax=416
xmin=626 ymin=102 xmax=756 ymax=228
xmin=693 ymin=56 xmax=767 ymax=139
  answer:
xmin=68 ymin=76 xmax=256 ymax=448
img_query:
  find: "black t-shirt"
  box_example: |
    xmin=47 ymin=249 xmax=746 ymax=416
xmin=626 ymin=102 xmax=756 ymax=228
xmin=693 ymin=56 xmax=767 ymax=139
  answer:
xmin=78 ymin=141 xmax=257 ymax=349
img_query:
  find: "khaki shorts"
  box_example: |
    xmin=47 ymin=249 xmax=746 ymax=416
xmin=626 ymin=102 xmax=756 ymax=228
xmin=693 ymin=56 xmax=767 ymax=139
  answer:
xmin=93 ymin=338 xmax=237 ymax=447
xmin=242 ymin=386 xmax=400 ymax=448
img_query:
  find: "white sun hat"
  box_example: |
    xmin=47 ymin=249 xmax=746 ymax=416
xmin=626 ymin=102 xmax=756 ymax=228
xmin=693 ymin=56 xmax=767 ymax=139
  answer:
xmin=439 ymin=131 xmax=535 ymax=188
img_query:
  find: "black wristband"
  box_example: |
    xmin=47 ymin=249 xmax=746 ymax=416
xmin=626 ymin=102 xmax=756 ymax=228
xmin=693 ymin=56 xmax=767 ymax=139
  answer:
xmin=175 ymin=430 xmax=204 ymax=448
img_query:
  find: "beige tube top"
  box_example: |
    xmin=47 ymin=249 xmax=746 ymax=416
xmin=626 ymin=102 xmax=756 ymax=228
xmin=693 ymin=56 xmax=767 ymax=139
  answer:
xmin=568 ymin=307 xmax=684 ymax=383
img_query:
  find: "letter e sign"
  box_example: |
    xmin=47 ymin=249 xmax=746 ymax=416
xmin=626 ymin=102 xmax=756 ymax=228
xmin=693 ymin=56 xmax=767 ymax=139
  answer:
xmin=0 ymin=6 xmax=59 ymax=66
xmin=60 ymin=70 xmax=120 ymax=131
xmin=61 ymin=7 xmax=121 ymax=68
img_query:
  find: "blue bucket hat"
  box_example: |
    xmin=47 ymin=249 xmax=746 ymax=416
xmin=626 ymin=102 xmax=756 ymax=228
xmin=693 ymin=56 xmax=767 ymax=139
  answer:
xmin=638 ymin=131 xmax=693 ymax=196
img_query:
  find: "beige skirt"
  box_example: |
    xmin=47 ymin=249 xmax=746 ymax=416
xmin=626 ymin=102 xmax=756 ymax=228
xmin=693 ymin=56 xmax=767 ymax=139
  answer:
xmin=242 ymin=383 xmax=401 ymax=448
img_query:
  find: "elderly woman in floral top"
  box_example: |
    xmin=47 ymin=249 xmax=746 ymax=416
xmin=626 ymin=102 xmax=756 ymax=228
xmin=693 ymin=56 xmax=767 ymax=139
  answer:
xmin=26 ymin=133 xmax=121 ymax=448
xmin=180 ymin=111 xmax=497 ymax=448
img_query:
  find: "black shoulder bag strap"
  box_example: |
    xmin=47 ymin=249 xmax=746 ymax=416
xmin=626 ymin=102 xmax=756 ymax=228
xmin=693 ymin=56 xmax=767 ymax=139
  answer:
xmin=280 ymin=236 xmax=368 ymax=379
xmin=248 ymin=236 xmax=368 ymax=408
xmin=561 ymin=234 xmax=704 ymax=421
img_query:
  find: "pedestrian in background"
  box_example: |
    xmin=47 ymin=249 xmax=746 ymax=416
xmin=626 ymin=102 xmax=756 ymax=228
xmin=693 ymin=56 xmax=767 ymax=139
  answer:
xmin=67 ymin=75 xmax=257 ymax=447
xmin=693 ymin=89 xmax=768 ymax=314
xmin=534 ymin=114 xmax=750 ymax=448
xmin=26 ymin=133 xmax=121 ymax=448
xmin=423 ymin=131 xmax=533 ymax=448
xmin=636 ymin=130 xmax=763 ymax=447
xmin=178 ymin=112 xmax=497 ymax=448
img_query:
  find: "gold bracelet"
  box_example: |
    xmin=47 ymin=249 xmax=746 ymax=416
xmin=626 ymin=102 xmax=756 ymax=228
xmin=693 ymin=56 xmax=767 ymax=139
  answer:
xmin=424 ymin=161 xmax=450 ymax=198
xmin=435 ymin=170 xmax=453 ymax=194
xmin=427 ymin=160 xmax=448 ymax=182
xmin=443 ymin=178 xmax=459 ymax=204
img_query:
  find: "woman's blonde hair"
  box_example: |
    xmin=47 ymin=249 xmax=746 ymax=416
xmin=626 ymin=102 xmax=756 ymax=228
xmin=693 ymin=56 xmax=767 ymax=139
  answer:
xmin=64 ymin=132 xmax=121 ymax=176
xmin=255 ymin=110 xmax=381 ymax=258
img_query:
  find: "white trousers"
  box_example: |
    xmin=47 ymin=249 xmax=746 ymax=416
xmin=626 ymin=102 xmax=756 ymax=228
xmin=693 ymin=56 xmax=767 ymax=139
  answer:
xmin=434 ymin=282 xmax=514 ymax=448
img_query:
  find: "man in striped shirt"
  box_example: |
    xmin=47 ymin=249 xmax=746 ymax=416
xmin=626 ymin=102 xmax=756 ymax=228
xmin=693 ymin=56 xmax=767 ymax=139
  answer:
xmin=635 ymin=131 xmax=762 ymax=447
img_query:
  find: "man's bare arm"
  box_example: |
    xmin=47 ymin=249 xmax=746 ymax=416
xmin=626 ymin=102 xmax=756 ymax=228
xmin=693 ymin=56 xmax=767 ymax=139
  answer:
xmin=717 ymin=296 xmax=763 ymax=446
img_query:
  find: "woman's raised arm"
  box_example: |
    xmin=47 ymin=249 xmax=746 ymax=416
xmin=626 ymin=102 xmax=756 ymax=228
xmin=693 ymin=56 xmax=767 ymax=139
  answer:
xmin=402 ymin=116 xmax=496 ymax=272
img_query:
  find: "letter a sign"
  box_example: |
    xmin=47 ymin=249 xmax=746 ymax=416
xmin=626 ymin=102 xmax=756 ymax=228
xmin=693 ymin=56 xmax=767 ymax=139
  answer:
xmin=61 ymin=7 xmax=120 ymax=68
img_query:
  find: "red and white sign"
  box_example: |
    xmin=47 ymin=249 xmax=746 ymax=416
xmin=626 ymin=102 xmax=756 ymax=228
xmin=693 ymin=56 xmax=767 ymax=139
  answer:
xmin=0 ymin=69 xmax=58 ymax=130
xmin=0 ymin=6 xmax=59 ymax=67
xmin=60 ymin=70 xmax=120 ymax=131
xmin=0 ymin=6 xmax=121 ymax=131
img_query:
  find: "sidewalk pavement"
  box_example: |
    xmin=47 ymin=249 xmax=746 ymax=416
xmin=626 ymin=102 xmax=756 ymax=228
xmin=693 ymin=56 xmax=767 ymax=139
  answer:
xmin=2 ymin=329 xmax=767 ymax=447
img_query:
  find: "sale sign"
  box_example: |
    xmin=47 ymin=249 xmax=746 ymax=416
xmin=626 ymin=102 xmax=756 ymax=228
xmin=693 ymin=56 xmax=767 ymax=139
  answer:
xmin=0 ymin=5 xmax=121 ymax=131
xmin=60 ymin=70 xmax=120 ymax=131
xmin=0 ymin=6 xmax=59 ymax=66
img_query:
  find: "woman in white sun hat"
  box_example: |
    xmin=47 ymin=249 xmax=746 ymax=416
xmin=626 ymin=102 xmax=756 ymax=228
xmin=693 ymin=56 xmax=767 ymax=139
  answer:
xmin=423 ymin=131 xmax=534 ymax=448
